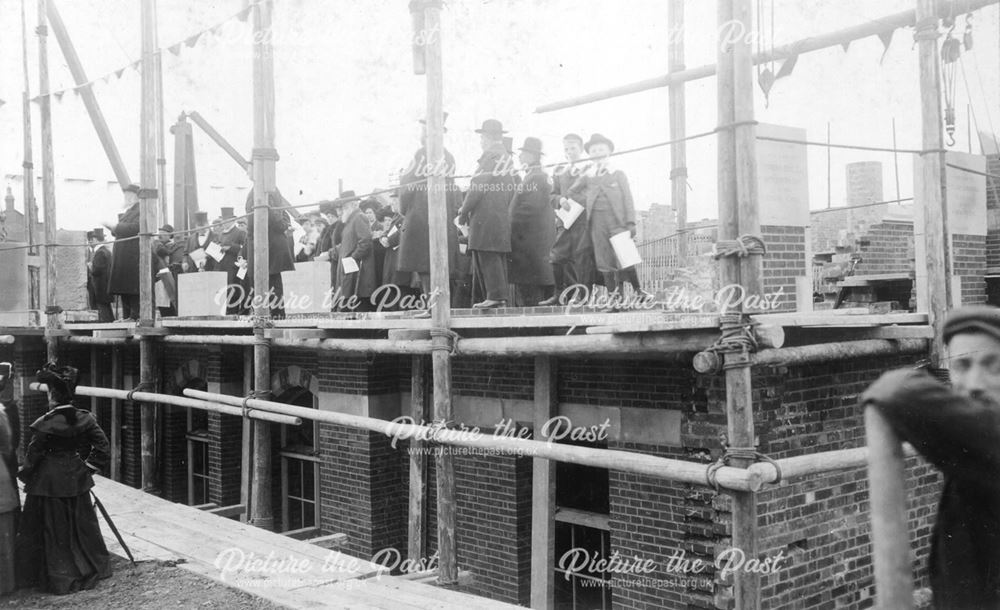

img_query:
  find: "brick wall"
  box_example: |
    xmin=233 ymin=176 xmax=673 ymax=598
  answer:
xmin=452 ymin=357 xmax=534 ymax=400
xmin=986 ymin=155 xmax=1000 ymax=268
xmin=952 ymin=234 xmax=987 ymax=305
xmin=761 ymin=225 xmax=807 ymax=312
xmin=753 ymin=356 xmax=938 ymax=609
xmin=852 ymin=220 xmax=914 ymax=276
xmin=454 ymin=453 xmax=533 ymax=606
xmin=810 ymin=204 xmax=889 ymax=254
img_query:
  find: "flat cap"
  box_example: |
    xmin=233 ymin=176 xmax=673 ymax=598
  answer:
xmin=943 ymin=305 xmax=1000 ymax=344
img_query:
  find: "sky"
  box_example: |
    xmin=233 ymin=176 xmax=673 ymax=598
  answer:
xmin=0 ymin=0 xmax=997 ymax=231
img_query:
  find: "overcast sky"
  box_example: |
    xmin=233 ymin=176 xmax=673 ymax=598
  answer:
xmin=0 ymin=0 xmax=997 ymax=230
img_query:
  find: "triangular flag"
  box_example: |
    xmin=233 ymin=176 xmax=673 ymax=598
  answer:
xmin=0 ymin=99 xmax=5 ymax=108
xmin=102 ymin=74 xmax=112 ymax=84
xmin=185 ymin=32 xmax=202 ymax=47
xmin=168 ymin=43 xmax=182 ymax=56
xmin=210 ymin=25 xmax=221 ymax=36
xmin=31 ymin=96 xmax=40 ymax=104
xmin=878 ymin=30 xmax=894 ymax=64
xmin=132 ymin=60 xmax=141 ymax=71
xmin=115 ymin=68 xmax=125 ymax=79
xmin=758 ymin=68 xmax=775 ymax=98
xmin=54 ymin=91 xmax=65 ymax=101
xmin=776 ymin=54 xmax=798 ymax=79
xmin=841 ymin=41 xmax=850 ymax=52
xmin=237 ymin=6 xmax=252 ymax=21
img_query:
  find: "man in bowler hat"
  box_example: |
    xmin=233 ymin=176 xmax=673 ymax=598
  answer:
xmin=86 ymin=229 xmax=114 ymax=323
xmin=458 ymin=119 xmax=516 ymax=308
xmin=862 ymin=305 xmax=1000 ymax=608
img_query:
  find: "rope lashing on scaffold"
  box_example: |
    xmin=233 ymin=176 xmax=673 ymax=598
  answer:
xmin=126 ymin=382 xmax=155 ymax=403
xmin=697 ymin=314 xmax=759 ymax=375
xmin=429 ymin=327 xmax=461 ymax=355
xmin=712 ymin=234 xmax=767 ymax=260
xmin=705 ymin=442 xmax=782 ymax=491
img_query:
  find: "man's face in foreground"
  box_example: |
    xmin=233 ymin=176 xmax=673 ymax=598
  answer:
xmin=948 ymin=331 xmax=1000 ymax=406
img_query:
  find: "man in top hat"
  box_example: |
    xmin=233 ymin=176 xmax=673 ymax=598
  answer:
xmin=862 ymin=305 xmax=1000 ymax=608
xmin=457 ymin=119 xmax=516 ymax=308
xmin=104 ymin=183 xmax=141 ymax=320
xmin=153 ymin=224 xmax=184 ymax=318
xmin=86 ymin=229 xmax=113 ymax=323
xmin=398 ymin=114 xmax=462 ymax=303
xmin=508 ymin=137 xmax=555 ymax=306
xmin=215 ymin=207 xmax=246 ymax=315
xmin=565 ymin=133 xmax=638 ymax=297
xmin=183 ymin=210 xmax=219 ymax=273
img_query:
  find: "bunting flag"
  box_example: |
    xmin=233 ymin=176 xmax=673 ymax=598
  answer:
xmin=878 ymin=31 xmax=894 ymax=64
xmin=29 ymin=0 xmax=265 ymax=105
xmin=776 ymin=54 xmax=798 ymax=79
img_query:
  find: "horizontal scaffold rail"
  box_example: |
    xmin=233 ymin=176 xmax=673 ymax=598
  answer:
xmin=183 ymin=388 xmax=756 ymax=492
xmin=29 ymin=382 xmax=302 ymax=425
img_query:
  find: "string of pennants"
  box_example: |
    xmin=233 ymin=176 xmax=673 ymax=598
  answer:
xmin=755 ymin=29 xmax=896 ymax=102
xmin=31 ymin=0 xmax=268 ymax=104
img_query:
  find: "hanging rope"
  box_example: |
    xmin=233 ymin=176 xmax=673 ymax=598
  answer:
xmin=705 ymin=434 xmax=782 ymax=491
xmin=126 ymin=382 xmax=155 ymax=403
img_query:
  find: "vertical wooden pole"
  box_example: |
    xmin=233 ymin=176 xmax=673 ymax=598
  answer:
xmin=721 ymin=1 xmax=761 ymax=608
xmin=249 ymin=0 xmax=275 ymax=531
xmin=89 ymin=346 xmax=99 ymax=418
xmin=668 ymin=0 xmax=687 ymax=260
xmin=154 ymin=12 xmax=168 ymax=227
xmin=139 ymin=0 xmax=159 ymax=494
xmin=530 ymin=357 xmax=557 ymax=610
xmin=46 ymin=0 xmax=131 ymax=188
xmin=241 ymin=345 xmax=253 ymax=521
xmin=420 ymin=0 xmax=457 ymax=585
xmin=408 ymin=355 xmax=427 ymax=561
xmin=110 ymin=347 xmax=122 ymax=481
xmin=21 ymin=0 xmax=38 ymax=257
xmin=717 ymin=0 xmax=738 ymax=292
xmin=915 ymin=0 xmax=952 ymax=366
xmin=37 ymin=0 xmax=59 ymax=364
xmin=826 ymin=123 xmax=832 ymax=209
xmin=864 ymin=407 xmax=914 ymax=609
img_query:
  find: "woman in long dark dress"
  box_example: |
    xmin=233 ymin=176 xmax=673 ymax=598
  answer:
xmin=16 ymin=364 xmax=111 ymax=594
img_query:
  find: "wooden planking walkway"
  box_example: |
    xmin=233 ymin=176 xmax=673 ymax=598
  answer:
xmin=91 ymin=477 xmax=522 ymax=609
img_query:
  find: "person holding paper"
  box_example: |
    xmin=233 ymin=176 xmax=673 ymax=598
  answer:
xmin=539 ymin=133 xmax=596 ymax=305
xmin=508 ymin=137 xmax=555 ymax=306
xmin=334 ymin=196 xmax=377 ymax=311
xmin=458 ymin=119 xmax=516 ymax=308
xmin=183 ymin=211 xmax=219 ymax=273
xmin=216 ymin=208 xmax=247 ymax=315
xmin=566 ymin=134 xmax=637 ymax=297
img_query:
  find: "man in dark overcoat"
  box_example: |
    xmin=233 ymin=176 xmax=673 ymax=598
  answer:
xmin=397 ymin=115 xmax=461 ymax=297
xmin=105 ymin=184 xmax=141 ymax=320
xmin=457 ymin=119 xmax=516 ymax=308
xmin=86 ymin=229 xmax=114 ymax=323
xmin=862 ymin=305 xmax=1000 ymax=609
xmin=334 ymin=196 xmax=376 ymax=311
xmin=540 ymin=133 xmax=595 ymax=304
xmin=508 ymin=137 xmax=555 ymax=306
xmin=243 ymin=189 xmax=296 ymax=319
xmin=182 ymin=211 xmax=219 ymax=272
xmin=216 ymin=207 xmax=246 ymax=314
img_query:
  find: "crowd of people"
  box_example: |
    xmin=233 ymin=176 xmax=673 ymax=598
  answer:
xmin=85 ymin=119 xmax=651 ymax=319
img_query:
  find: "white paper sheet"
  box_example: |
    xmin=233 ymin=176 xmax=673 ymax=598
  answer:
xmin=453 ymin=216 xmax=470 ymax=237
xmin=610 ymin=230 xmax=642 ymax=268
xmin=188 ymin=248 xmax=207 ymax=267
xmin=236 ymin=267 xmax=247 ymax=280
xmin=342 ymin=256 xmax=359 ymax=274
xmin=205 ymin=241 xmax=224 ymax=262
xmin=555 ymin=199 xmax=584 ymax=229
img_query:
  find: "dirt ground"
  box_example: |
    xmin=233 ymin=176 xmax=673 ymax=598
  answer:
xmin=1 ymin=555 xmax=284 ymax=609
